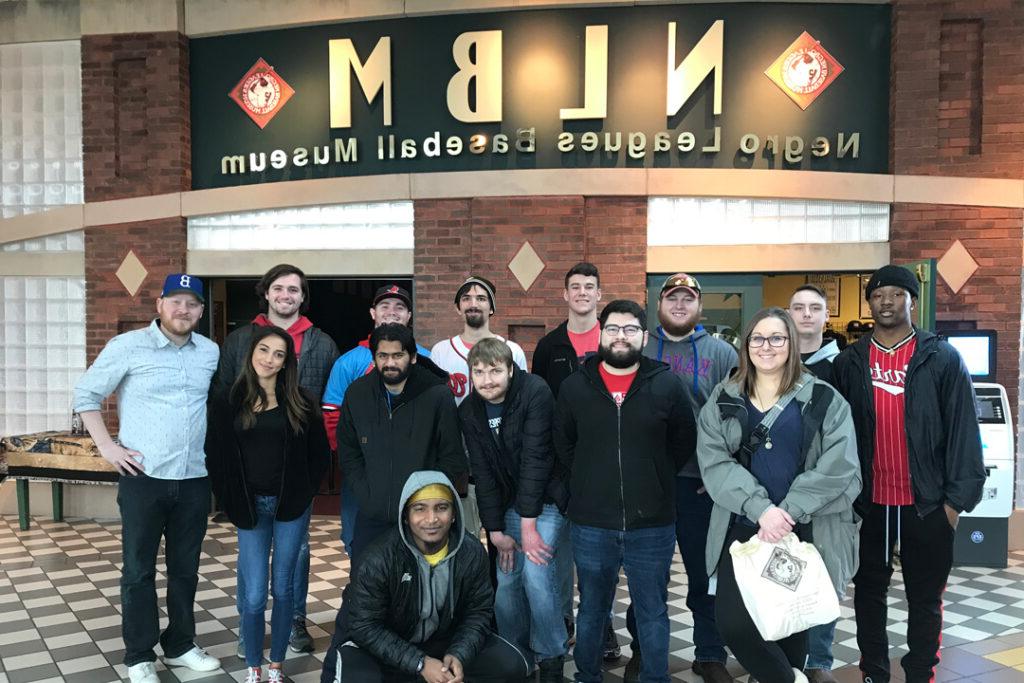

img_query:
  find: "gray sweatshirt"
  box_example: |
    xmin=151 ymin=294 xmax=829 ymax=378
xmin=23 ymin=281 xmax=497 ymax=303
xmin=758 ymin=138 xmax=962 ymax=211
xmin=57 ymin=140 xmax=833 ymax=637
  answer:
xmin=643 ymin=325 xmax=739 ymax=478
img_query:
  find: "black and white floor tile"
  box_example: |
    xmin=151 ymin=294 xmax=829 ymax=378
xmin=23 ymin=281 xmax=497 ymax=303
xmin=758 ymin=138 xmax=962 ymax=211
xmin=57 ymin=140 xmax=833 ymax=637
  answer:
xmin=2 ymin=515 xmax=1024 ymax=682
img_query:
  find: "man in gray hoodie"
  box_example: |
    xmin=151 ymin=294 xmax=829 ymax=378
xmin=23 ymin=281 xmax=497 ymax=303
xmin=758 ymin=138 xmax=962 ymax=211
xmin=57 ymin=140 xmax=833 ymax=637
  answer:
xmin=788 ymin=283 xmax=842 ymax=683
xmin=636 ymin=273 xmax=737 ymax=683
xmin=324 ymin=471 xmax=531 ymax=682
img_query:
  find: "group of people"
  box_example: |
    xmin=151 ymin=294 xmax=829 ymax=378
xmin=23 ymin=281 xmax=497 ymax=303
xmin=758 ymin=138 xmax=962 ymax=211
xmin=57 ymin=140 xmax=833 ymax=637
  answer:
xmin=72 ymin=259 xmax=985 ymax=683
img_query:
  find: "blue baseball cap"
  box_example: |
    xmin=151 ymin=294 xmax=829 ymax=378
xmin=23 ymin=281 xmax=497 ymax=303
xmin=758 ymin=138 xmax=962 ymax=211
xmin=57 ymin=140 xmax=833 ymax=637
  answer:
xmin=161 ymin=273 xmax=205 ymax=303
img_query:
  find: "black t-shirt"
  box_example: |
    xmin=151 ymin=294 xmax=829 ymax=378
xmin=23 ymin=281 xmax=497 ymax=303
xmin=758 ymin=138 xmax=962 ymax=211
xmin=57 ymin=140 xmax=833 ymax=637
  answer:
xmin=485 ymin=401 xmax=504 ymax=439
xmin=236 ymin=406 xmax=286 ymax=496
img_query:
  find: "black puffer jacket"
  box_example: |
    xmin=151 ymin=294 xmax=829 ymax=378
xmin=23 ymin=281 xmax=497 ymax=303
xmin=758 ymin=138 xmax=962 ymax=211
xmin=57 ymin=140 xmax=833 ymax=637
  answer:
xmin=211 ymin=322 xmax=339 ymax=399
xmin=205 ymin=389 xmax=329 ymax=528
xmin=338 ymin=363 xmax=467 ymax=524
xmin=341 ymin=472 xmax=493 ymax=674
xmin=458 ymin=371 xmax=568 ymax=532
xmin=833 ymin=329 xmax=985 ymax=516
xmin=553 ymin=355 xmax=697 ymax=530
xmin=532 ymin=321 xmax=585 ymax=398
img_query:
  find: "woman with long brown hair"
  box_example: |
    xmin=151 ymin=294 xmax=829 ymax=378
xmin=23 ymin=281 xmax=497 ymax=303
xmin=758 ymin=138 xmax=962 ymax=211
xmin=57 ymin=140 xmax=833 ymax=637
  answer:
xmin=206 ymin=326 xmax=329 ymax=683
xmin=696 ymin=307 xmax=860 ymax=683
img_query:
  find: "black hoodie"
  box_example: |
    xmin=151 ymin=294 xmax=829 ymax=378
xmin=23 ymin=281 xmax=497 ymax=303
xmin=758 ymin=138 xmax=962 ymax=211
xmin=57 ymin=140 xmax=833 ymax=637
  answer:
xmin=532 ymin=320 xmax=586 ymax=398
xmin=338 ymin=362 xmax=468 ymax=524
xmin=553 ymin=355 xmax=697 ymax=530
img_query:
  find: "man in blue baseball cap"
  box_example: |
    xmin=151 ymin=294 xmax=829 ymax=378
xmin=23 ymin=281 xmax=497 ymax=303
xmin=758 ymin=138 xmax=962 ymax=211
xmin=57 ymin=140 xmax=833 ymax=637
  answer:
xmin=74 ymin=273 xmax=221 ymax=683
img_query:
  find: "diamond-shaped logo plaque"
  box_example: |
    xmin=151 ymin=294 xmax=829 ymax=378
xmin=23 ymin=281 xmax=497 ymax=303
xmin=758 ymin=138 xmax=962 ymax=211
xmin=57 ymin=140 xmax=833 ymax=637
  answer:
xmin=228 ymin=58 xmax=295 ymax=130
xmin=115 ymin=250 xmax=149 ymax=297
xmin=764 ymin=32 xmax=845 ymax=110
xmin=508 ymin=241 xmax=545 ymax=292
xmin=937 ymin=240 xmax=979 ymax=294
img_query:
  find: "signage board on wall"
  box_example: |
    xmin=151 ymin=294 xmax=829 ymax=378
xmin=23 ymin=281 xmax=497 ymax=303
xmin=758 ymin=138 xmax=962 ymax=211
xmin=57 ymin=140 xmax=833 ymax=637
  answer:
xmin=190 ymin=3 xmax=890 ymax=189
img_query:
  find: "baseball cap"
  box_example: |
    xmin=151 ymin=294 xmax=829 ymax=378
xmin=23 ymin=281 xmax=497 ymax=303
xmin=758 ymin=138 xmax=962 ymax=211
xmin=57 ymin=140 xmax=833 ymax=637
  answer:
xmin=161 ymin=274 xmax=205 ymax=303
xmin=373 ymin=284 xmax=412 ymax=308
xmin=660 ymin=273 xmax=702 ymax=299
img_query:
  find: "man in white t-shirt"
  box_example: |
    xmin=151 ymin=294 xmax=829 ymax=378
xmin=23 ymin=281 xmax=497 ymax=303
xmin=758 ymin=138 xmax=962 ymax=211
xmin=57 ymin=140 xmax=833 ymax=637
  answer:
xmin=430 ymin=275 xmax=528 ymax=536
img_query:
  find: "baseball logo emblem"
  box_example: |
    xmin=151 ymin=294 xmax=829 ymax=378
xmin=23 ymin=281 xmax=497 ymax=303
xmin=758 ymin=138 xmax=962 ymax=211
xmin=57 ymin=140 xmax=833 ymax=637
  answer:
xmin=228 ymin=58 xmax=296 ymax=130
xmin=764 ymin=31 xmax=845 ymax=110
xmin=782 ymin=48 xmax=828 ymax=95
xmin=761 ymin=547 xmax=807 ymax=591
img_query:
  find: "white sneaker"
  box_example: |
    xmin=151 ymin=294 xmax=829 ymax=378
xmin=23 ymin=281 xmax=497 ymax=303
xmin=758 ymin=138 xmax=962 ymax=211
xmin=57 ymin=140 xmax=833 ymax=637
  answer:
xmin=267 ymin=668 xmax=284 ymax=682
xmin=163 ymin=645 xmax=220 ymax=672
xmin=245 ymin=666 xmax=262 ymax=683
xmin=127 ymin=661 xmax=159 ymax=683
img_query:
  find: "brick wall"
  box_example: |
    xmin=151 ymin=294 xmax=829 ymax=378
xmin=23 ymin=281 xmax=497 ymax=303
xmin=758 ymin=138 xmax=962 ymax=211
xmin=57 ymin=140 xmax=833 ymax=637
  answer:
xmin=81 ymin=32 xmax=191 ymax=202
xmin=413 ymin=196 xmax=647 ymax=364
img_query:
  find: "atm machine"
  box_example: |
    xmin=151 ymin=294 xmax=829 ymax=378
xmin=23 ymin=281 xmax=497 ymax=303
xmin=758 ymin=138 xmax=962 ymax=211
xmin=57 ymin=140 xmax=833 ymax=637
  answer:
xmin=944 ymin=331 xmax=1015 ymax=568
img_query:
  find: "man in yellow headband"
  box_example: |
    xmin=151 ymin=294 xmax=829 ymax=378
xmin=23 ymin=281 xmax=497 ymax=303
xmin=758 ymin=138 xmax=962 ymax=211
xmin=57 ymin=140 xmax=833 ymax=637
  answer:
xmin=322 ymin=471 xmax=531 ymax=682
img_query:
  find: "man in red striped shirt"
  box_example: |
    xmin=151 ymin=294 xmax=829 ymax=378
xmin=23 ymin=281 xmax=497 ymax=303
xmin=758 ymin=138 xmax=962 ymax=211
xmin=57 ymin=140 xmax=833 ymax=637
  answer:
xmin=834 ymin=265 xmax=985 ymax=683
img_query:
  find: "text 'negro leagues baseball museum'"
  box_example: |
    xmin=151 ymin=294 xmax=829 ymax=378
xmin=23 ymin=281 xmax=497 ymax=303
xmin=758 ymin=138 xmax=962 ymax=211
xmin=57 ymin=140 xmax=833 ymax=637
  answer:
xmin=0 ymin=0 xmax=1023 ymax=538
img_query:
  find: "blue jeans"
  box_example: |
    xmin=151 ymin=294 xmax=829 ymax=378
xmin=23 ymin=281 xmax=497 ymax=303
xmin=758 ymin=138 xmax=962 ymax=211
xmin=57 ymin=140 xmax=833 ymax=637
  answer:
xmin=340 ymin=478 xmax=358 ymax=557
xmin=117 ymin=475 xmax=210 ymax=667
xmin=495 ymin=505 xmax=569 ymax=661
xmin=807 ymin=620 xmax=837 ymax=670
xmin=237 ymin=496 xmax=311 ymax=667
xmin=572 ymin=523 xmax=675 ymax=683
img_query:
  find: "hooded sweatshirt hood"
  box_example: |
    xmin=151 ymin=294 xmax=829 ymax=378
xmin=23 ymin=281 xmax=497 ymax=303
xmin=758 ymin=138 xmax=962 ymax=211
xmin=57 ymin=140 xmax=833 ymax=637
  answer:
xmin=803 ymin=339 xmax=840 ymax=367
xmin=397 ymin=471 xmax=465 ymax=644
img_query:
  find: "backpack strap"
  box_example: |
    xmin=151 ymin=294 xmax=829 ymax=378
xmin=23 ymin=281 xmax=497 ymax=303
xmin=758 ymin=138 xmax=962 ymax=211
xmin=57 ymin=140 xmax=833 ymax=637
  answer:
xmin=799 ymin=383 xmax=835 ymax=467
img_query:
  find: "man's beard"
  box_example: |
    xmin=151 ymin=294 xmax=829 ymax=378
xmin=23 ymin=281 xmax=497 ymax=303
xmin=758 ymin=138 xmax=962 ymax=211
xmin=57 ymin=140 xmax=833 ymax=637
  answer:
xmin=659 ymin=314 xmax=696 ymax=338
xmin=381 ymin=364 xmax=411 ymax=386
xmin=463 ymin=310 xmax=486 ymax=329
xmin=599 ymin=342 xmax=642 ymax=369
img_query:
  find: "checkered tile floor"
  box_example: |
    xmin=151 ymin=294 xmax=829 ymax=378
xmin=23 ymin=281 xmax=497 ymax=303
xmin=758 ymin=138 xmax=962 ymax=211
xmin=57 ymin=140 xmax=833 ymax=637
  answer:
xmin=2 ymin=515 xmax=1024 ymax=682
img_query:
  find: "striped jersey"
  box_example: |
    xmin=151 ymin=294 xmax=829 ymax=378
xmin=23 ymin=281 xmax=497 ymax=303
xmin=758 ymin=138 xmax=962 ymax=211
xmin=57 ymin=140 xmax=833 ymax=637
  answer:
xmin=869 ymin=332 xmax=917 ymax=505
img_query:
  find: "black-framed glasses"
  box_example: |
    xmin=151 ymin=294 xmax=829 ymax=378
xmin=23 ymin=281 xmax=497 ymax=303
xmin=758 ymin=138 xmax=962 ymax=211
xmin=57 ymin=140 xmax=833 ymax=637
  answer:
xmin=603 ymin=324 xmax=643 ymax=338
xmin=748 ymin=334 xmax=789 ymax=348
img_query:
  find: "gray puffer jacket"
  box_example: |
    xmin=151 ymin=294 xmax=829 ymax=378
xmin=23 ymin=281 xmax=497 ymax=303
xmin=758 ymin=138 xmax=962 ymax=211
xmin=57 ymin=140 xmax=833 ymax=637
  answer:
xmin=697 ymin=373 xmax=861 ymax=598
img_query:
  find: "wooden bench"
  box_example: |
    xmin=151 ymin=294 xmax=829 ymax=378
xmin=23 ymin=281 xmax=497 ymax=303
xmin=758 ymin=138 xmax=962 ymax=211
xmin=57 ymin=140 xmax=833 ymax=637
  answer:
xmin=2 ymin=432 xmax=118 ymax=530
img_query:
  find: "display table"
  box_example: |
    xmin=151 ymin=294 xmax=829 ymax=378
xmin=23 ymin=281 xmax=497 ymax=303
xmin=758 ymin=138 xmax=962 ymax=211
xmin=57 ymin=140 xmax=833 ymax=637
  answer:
xmin=1 ymin=432 xmax=118 ymax=530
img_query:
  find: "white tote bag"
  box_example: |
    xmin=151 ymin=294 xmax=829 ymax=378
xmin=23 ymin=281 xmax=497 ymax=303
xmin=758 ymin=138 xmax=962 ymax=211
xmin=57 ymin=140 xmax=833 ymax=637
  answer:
xmin=728 ymin=532 xmax=840 ymax=642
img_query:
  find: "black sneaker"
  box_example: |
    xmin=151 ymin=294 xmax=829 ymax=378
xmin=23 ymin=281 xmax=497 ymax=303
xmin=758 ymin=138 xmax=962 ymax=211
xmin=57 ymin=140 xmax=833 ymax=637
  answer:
xmin=602 ymin=623 xmax=621 ymax=662
xmin=288 ymin=621 xmax=314 ymax=653
xmin=623 ymin=652 xmax=642 ymax=682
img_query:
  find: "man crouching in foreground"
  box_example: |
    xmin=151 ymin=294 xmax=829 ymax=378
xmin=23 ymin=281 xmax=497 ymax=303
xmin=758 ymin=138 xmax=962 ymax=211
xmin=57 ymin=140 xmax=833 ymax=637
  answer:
xmin=324 ymin=471 xmax=532 ymax=682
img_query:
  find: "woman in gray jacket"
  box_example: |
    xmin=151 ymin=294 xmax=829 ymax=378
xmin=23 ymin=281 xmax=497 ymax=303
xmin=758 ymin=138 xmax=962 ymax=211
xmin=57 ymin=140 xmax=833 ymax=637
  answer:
xmin=696 ymin=308 xmax=860 ymax=683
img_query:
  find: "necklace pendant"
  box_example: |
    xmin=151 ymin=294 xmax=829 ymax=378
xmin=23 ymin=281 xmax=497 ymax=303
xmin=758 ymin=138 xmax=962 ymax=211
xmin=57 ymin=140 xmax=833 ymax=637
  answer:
xmin=764 ymin=439 xmax=773 ymax=450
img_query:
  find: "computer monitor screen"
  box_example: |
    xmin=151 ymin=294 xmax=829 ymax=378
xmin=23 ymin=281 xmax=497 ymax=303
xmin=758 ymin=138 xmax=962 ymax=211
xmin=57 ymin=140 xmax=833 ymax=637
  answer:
xmin=943 ymin=330 xmax=996 ymax=382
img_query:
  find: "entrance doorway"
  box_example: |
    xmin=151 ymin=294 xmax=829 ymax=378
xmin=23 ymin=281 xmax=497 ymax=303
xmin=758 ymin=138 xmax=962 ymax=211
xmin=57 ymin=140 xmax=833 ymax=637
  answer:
xmin=201 ymin=276 xmax=415 ymax=516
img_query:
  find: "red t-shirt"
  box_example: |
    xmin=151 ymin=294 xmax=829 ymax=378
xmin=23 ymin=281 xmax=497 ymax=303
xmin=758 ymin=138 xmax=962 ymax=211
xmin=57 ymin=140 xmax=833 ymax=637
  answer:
xmin=568 ymin=324 xmax=600 ymax=361
xmin=253 ymin=314 xmax=312 ymax=357
xmin=598 ymin=363 xmax=637 ymax=407
xmin=869 ymin=334 xmax=917 ymax=506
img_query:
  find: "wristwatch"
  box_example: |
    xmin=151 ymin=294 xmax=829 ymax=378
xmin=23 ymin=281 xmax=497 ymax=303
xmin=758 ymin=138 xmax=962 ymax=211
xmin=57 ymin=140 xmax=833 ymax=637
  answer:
xmin=416 ymin=656 xmax=425 ymax=673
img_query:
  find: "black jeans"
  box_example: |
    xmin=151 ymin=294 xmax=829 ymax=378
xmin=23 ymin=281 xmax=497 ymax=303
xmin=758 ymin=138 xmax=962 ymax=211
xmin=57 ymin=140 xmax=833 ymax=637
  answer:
xmin=118 ymin=474 xmax=210 ymax=666
xmin=336 ymin=633 xmax=531 ymax=682
xmin=854 ymin=504 xmax=954 ymax=683
xmin=715 ymin=524 xmax=807 ymax=683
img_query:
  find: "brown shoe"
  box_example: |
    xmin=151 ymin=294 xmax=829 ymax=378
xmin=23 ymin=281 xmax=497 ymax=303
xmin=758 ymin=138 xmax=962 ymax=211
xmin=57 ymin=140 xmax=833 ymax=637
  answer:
xmin=692 ymin=661 xmax=732 ymax=683
xmin=805 ymin=670 xmax=839 ymax=683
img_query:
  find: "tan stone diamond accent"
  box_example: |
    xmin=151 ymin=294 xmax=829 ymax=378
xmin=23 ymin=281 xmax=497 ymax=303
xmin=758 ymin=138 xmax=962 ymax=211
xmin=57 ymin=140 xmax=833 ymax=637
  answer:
xmin=936 ymin=240 xmax=979 ymax=294
xmin=115 ymin=250 xmax=149 ymax=297
xmin=508 ymin=241 xmax=545 ymax=292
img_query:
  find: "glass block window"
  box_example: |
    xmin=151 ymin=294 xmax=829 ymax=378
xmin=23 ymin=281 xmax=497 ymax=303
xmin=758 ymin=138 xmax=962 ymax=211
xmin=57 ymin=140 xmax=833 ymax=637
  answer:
xmin=648 ymin=198 xmax=890 ymax=246
xmin=0 ymin=231 xmax=86 ymax=436
xmin=0 ymin=40 xmax=83 ymax=219
xmin=188 ymin=202 xmax=414 ymax=250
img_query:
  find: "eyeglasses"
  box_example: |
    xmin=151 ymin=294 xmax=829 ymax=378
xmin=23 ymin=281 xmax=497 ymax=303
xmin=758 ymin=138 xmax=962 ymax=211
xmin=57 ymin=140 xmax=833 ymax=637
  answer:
xmin=748 ymin=334 xmax=789 ymax=348
xmin=603 ymin=324 xmax=643 ymax=338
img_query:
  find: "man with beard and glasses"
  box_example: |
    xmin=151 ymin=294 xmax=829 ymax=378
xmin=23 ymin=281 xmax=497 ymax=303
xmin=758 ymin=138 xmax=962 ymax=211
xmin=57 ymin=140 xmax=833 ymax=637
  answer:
xmin=74 ymin=274 xmax=220 ymax=683
xmin=322 ymin=285 xmax=434 ymax=558
xmin=211 ymin=263 xmax=339 ymax=656
xmin=553 ymin=300 xmax=697 ymax=683
xmin=628 ymin=273 xmax=736 ymax=683
xmin=337 ymin=323 xmax=467 ymax=562
xmin=430 ymin=275 xmax=528 ymax=537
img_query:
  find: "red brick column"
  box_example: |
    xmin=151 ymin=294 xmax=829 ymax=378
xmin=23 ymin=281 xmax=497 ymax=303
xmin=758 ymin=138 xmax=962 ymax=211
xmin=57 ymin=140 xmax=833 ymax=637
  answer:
xmin=413 ymin=196 xmax=648 ymax=364
xmin=890 ymin=0 xmax=1024 ymax=412
xmin=81 ymin=33 xmax=191 ymax=422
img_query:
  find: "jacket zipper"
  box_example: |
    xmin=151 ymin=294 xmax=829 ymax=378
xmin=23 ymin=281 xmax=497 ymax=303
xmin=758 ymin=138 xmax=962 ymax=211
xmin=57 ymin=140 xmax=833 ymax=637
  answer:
xmin=385 ymin=394 xmax=409 ymax=519
xmin=616 ymin=403 xmax=626 ymax=530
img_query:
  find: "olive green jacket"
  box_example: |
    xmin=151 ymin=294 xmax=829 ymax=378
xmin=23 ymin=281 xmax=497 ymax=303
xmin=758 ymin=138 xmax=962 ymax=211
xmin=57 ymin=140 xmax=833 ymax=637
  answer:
xmin=697 ymin=373 xmax=862 ymax=598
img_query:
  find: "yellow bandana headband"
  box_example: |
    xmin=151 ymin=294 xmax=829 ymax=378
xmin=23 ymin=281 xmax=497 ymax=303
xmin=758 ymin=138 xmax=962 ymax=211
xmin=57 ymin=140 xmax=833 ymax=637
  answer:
xmin=407 ymin=483 xmax=454 ymax=506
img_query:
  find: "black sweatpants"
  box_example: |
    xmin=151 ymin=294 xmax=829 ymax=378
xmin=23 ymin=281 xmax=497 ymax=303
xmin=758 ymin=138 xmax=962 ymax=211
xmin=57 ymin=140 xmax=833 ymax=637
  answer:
xmin=715 ymin=524 xmax=808 ymax=683
xmin=854 ymin=503 xmax=954 ymax=683
xmin=336 ymin=633 xmax=531 ymax=682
